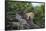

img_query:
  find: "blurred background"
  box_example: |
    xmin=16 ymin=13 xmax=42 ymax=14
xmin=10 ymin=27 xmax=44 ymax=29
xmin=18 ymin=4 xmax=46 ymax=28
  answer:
xmin=5 ymin=1 xmax=45 ymax=30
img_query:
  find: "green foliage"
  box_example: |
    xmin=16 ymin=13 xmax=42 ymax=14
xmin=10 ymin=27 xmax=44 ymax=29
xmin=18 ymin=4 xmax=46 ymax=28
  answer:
xmin=6 ymin=2 xmax=45 ymax=28
xmin=33 ymin=4 xmax=45 ymax=28
xmin=7 ymin=2 xmax=33 ymax=16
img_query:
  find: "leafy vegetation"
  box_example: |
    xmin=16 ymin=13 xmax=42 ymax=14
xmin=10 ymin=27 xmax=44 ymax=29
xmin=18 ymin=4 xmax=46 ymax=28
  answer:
xmin=5 ymin=1 xmax=45 ymax=30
